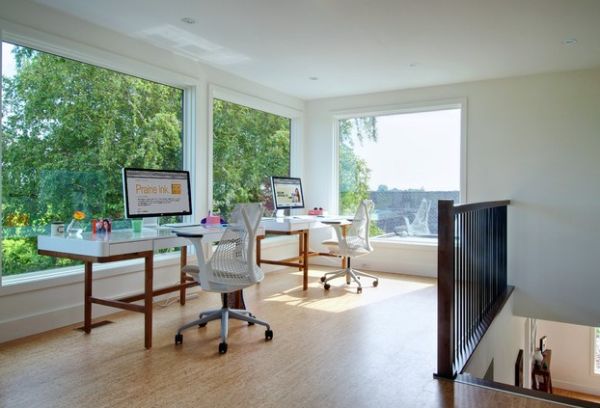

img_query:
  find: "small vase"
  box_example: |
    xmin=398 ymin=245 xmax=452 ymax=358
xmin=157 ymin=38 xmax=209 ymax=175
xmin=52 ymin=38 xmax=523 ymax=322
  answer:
xmin=67 ymin=219 xmax=84 ymax=236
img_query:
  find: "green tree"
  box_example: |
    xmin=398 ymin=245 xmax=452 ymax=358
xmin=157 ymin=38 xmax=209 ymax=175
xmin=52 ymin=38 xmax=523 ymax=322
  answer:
xmin=212 ymin=99 xmax=290 ymax=218
xmin=339 ymin=116 xmax=383 ymax=236
xmin=339 ymin=116 xmax=377 ymax=214
xmin=1 ymin=43 xmax=183 ymax=275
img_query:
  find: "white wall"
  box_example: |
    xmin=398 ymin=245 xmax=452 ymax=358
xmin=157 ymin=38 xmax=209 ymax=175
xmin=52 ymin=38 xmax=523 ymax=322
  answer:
xmin=537 ymin=319 xmax=600 ymax=396
xmin=464 ymin=293 xmax=525 ymax=385
xmin=0 ymin=0 xmax=303 ymax=342
xmin=305 ymin=68 xmax=600 ymax=327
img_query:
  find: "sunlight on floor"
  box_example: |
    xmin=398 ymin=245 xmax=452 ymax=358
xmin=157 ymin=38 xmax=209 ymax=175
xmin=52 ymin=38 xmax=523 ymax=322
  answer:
xmin=264 ymin=267 xmax=435 ymax=313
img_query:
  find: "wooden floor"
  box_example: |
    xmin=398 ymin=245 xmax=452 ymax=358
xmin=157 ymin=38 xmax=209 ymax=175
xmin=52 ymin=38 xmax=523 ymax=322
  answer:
xmin=554 ymin=388 xmax=600 ymax=404
xmin=0 ymin=267 xmax=564 ymax=408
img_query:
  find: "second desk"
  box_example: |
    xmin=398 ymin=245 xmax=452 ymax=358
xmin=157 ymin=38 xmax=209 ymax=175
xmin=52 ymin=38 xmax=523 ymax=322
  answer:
xmin=256 ymin=216 xmax=348 ymax=290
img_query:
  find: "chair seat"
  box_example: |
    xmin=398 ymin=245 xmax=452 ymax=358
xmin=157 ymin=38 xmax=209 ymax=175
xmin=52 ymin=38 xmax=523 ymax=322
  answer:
xmin=321 ymin=239 xmax=371 ymax=257
xmin=183 ymin=263 xmax=262 ymax=293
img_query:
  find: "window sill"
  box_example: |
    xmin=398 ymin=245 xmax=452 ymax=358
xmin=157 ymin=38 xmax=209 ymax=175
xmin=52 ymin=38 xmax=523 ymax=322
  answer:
xmin=371 ymin=236 xmax=438 ymax=249
xmin=0 ymin=252 xmax=182 ymax=297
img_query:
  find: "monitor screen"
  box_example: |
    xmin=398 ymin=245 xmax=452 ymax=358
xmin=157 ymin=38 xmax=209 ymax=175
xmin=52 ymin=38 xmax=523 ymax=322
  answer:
xmin=122 ymin=168 xmax=192 ymax=218
xmin=271 ymin=176 xmax=304 ymax=210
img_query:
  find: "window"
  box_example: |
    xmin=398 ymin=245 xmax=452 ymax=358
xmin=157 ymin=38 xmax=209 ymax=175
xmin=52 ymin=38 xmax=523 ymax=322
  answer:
xmin=1 ymin=42 xmax=184 ymax=278
xmin=594 ymin=328 xmax=600 ymax=375
xmin=338 ymin=108 xmax=461 ymax=242
xmin=212 ymin=98 xmax=291 ymax=218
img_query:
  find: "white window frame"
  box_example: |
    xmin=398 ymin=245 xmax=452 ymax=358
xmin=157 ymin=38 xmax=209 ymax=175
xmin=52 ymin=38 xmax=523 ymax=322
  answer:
xmin=0 ymin=20 xmax=199 ymax=289
xmin=332 ymin=98 xmax=467 ymax=244
xmin=207 ymin=84 xmax=304 ymax=214
xmin=592 ymin=327 xmax=600 ymax=376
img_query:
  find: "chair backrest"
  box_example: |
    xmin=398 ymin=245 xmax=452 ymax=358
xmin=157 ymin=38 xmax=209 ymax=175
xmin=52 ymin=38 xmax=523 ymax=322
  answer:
xmin=207 ymin=203 xmax=264 ymax=287
xmin=408 ymin=198 xmax=431 ymax=236
xmin=344 ymin=199 xmax=374 ymax=252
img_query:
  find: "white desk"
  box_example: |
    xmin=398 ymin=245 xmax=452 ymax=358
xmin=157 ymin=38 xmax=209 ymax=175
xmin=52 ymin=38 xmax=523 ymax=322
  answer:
xmin=38 ymin=226 xmax=227 ymax=349
xmin=257 ymin=216 xmax=350 ymax=290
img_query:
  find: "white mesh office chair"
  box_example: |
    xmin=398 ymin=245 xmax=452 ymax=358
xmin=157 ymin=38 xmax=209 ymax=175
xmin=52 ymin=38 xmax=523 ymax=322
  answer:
xmin=320 ymin=200 xmax=379 ymax=294
xmin=174 ymin=203 xmax=273 ymax=354
xmin=395 ymin=198 xmax=432 ymax=237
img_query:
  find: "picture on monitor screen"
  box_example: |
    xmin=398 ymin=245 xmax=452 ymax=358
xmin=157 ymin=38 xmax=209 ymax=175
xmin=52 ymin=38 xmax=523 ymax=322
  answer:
xmin=271 ymin=176 xmax=304 ymax=210
xmin=122 ymin=168 xmax=192 ymax=218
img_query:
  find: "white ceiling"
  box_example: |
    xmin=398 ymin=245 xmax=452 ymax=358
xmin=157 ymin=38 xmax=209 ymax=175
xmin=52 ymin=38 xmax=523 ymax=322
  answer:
xmin=34 ymin=0 xmax=600 ymax=100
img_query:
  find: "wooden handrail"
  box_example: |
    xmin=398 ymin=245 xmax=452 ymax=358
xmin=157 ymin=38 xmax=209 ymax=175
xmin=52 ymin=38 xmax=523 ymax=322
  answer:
xmin=452 ymin=200 xmax=511 ymax=214
xmin=436 ymin=199 xmax=510 ymax=379
xmin=437 ymin=200 xmax=455 ymax=378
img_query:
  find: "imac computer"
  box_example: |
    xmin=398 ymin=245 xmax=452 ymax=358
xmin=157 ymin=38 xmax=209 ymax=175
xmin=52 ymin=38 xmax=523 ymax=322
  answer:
xmin=122 ymin=168 xmax=192 ymax=219
xmin=271 ymin=176 xmax=304 ymax=213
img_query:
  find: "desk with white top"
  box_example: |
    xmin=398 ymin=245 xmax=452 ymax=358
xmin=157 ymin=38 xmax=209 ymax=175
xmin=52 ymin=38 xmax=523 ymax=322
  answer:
xmin=257 ymin=216 xmax=350 ymax=290
xmin=37 ymin=226 xmax=228 ymax=349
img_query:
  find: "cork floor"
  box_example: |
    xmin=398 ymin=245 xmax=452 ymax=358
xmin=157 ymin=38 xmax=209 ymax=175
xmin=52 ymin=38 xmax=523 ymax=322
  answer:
xmin=0 ymin=267 xmax=564 ymax=408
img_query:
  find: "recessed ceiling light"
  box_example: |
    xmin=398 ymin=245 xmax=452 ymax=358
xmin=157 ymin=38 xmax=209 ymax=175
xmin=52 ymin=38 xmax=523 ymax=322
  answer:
xmin=309 ymin=76 xmax=319 ymax=81
xmin=181 ymin=17 xmax=196 ymax=24
xmin=563 ymin=38 xmax=577 ymax=46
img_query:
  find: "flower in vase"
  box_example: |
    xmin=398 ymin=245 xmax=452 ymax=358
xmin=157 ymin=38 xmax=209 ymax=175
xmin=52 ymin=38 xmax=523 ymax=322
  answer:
xmin=73 ymin=211 xmax=86 ymax=221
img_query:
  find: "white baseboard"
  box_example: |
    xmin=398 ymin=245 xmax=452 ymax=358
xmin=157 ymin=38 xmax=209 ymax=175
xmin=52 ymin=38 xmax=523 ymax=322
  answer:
xmin=0 ymin=302 xmax=107 ymax=344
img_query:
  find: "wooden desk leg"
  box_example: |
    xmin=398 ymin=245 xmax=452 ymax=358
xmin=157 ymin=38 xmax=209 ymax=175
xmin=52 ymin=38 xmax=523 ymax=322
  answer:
xmin=84 ymin=261 xmax=93 ymax=334
xmin=144 ymin=254 xmax=153 ymax=349
xmin=256 ymin=236 xmax=263 ymax=267
xmin=226 ymin=290 xmax=246 ymax=310
xmin=298 ymin=231 xmax=303 ymax=271
xmin=303 ymin=229 xmax=309 ymax=290
xmin=179 ymin=246 xmax=187 ymax=306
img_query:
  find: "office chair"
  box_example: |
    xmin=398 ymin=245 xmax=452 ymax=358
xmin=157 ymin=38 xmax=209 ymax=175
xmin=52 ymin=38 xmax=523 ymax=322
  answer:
xmin=395 ymin=198 xmax=432 ymax=237
xmin=320 ymin=200 xmax=379 ymax=294
xmin=174 ymin=203 xmax=273 ymax=354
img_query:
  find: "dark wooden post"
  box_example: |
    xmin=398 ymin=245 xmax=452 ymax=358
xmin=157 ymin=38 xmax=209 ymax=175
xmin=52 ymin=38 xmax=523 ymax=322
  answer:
xmin=437 ymin=200 xmax=456 ymax=379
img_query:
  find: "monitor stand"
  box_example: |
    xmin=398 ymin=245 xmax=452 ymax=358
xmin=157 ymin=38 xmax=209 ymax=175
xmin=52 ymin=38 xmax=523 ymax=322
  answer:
xmin=275 ymin=209 xmax=285 ymax=218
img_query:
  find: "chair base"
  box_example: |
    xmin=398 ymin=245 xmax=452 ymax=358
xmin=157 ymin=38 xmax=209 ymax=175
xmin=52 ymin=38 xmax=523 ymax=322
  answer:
xmin=320 ymin=267 xmax=379 ymax=294
xmin=175 ymin=295 xmax=272 ymax=354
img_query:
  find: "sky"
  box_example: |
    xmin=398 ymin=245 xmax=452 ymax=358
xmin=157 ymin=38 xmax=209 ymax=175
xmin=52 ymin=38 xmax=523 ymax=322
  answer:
xmin=2 ymin=42 xmax=17 ymax=78
xmin=350 ymin=109 xmax=461 ymax=191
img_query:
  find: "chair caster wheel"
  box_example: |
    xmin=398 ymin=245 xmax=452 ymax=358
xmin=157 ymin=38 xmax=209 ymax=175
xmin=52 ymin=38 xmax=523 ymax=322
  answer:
xmin=175 ymin=333 xmax=183 ymax=345
xmin=320 ymin=276 xmax=326 ymax=283
xmin=198 ymin=323 xmax=207 ymax=328
xmin=324 ymin=283 xmax=331 ymax=290
xmin=373 ymin=280 xmax=379 ymax=287
xmin=218 ymin=342 xmax=228 ymax=354
xmin=357 ymin=287 xmax=362 ymax=294
xmin=265 ymin=329 xmax=274 ymax=341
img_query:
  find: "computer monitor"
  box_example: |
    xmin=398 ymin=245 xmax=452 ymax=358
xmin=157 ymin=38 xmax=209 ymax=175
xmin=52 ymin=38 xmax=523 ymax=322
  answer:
xmin=271 ymin=176 xmax=304 ymax=210
xmin=122 ymin=168 xmax=192 ymax=218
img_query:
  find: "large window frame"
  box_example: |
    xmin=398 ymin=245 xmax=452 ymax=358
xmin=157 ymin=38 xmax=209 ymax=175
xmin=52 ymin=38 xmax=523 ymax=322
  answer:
xmin=0 ymin=22 xmax=198 ymax=289
xmin=207 ymin=85 xmax=303 ymax=214
xmin=333 ymin=99 xmax=467 ymax=245
xmin=592 ymin=327 xmax=600 ymax=376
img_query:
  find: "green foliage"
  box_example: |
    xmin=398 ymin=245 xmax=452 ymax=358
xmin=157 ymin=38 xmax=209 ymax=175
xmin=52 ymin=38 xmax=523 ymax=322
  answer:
xmin=338 ymin=116 xmax=383 ymax=237
xmin=1 ymin=43 xmax=183 ymax=276
xmin=212 ymin=99 xmax=290 ymax=218
xmin=338 ymin=116 xmax=376 ymax=215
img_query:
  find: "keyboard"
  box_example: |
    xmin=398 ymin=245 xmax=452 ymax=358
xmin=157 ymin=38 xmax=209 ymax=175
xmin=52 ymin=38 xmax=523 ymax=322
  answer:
xmin=163 ymin=222 xmax=203 ymax=228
